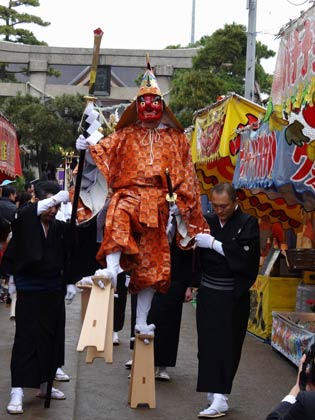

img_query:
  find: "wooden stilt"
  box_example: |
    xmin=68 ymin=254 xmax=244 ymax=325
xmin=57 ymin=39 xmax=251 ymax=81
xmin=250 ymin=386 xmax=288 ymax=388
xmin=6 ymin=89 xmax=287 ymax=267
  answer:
xmin=85 ymin=285 xmax=114 ymax=363
xmin=128 ymin=333 xmax=156 ymax=408
xmin=77 ymin=276 xmax=114 ymax=363
xmin=78 ymin=285 xmax=92 ymax=322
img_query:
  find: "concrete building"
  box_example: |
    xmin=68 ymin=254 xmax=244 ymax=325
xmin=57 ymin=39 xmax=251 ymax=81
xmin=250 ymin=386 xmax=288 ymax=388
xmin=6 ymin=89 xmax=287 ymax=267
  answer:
xmin=0 ymin=41 xmax=198 ymax=105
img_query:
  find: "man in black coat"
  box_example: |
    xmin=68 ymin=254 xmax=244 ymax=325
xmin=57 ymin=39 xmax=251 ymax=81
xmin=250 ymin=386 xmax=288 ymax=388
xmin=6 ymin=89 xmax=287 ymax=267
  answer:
xmin=2 ymin=181 xmax=76 ymax=415
xmin=194 ymin=182 xmax=260 ymax=418
xmin=266 ymin=353 xmax=315 ymax=420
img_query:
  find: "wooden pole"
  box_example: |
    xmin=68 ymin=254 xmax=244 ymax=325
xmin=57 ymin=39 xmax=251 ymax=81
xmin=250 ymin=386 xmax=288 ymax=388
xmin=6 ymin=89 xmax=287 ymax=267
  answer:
xmin=70 ymin=28 xmax=104 ymax=227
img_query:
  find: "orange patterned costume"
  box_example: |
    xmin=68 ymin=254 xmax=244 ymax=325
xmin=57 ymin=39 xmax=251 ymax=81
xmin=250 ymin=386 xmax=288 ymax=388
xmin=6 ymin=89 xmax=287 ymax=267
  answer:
xmin=89 ymin=122 xmax=208 ymax=294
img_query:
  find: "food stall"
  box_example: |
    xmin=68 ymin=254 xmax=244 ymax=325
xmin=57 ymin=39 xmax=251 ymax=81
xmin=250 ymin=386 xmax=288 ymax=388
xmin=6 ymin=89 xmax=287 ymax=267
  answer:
xmin=243 ymin=4 xmax=315 ymax=354
xmin=191 ymin=94 xmax=304 ymax=342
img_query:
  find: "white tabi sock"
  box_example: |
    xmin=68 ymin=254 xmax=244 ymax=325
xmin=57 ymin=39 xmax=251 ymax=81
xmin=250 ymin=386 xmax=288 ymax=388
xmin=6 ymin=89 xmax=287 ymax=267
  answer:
xmin=135 ymin=287 xmax=155 ymax=337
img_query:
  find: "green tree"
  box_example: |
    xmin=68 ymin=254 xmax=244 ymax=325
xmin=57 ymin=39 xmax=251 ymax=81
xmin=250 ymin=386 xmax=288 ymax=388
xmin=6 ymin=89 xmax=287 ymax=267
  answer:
xmin=169 ymin=23 xmax=275 ymax=127
xmin=0 ymin=93 xmax=85 ymax=177
xmin=0 ymin=0 xmax=49 ymax=45
xmin=0 ymin=1 xmax=59 ymax=81
xmin=170 ymin=69 xmax=224 ymax=127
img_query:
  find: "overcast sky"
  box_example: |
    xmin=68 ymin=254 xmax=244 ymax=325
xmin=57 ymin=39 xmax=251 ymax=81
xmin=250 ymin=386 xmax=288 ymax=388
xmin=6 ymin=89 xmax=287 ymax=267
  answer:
xmin=10 ymin=0 xmax=315 ymax=73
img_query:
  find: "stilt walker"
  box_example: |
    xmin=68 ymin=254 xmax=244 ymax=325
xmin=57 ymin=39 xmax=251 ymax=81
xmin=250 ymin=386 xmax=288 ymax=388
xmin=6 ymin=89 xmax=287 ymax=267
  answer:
xmin=75 ymin=53 xmax=208 ymax=407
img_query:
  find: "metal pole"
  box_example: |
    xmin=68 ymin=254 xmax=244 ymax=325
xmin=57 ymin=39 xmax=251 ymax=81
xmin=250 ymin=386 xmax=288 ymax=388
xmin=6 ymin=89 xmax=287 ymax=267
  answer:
xmin=191 ymin=0 xmax=196 ymax=45
xmin=244 ymin=0 xmax=257 ymax=101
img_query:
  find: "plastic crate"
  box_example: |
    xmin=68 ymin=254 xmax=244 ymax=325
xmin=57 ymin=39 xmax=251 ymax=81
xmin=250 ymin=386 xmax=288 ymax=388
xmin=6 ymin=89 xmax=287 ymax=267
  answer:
xmin=271 ymin=311 xmax=315 ymax=366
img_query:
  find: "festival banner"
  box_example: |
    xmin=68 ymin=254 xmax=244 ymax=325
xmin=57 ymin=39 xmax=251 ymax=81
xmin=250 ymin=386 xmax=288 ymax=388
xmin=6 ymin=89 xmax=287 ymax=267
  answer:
xmin=273 ymin=126 xmax=315 ymax=196
xmin=197 ymin=155 xmax=302 ymax=231
xmin=191 ymin=98 xmax=228 ymax=163
xmin=0 ymin=115 xmax=22 ymax=179
xmin=233 ymin=122 xmax=277 ymax=189
xmin=191 ymin=94 xmax=265 ymax=165
xmin=271 ymin=5 xmax=315 ymax=117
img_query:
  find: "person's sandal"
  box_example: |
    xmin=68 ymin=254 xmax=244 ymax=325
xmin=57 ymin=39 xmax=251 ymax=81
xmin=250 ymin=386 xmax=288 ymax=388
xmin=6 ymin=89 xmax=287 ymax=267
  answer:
xmin=55 ymin=367 xmax=70 ymax=382
xmin=155 ymin=367 xmax=170 ymax=381
xmin=198 ymin=398 xmax=228 ymax=418
xmin=37 ymin=387 xmax=66 ymax=400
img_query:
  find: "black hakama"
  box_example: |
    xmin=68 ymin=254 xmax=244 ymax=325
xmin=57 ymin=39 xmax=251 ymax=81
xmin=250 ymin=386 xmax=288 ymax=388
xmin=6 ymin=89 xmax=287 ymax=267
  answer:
xmin=11 ymin=290 xmax=65 ymax=388
xmin=196 ymin=207 xmax=260 ymax=394
xmin=196 ymin=286 xmax=250 ymax=393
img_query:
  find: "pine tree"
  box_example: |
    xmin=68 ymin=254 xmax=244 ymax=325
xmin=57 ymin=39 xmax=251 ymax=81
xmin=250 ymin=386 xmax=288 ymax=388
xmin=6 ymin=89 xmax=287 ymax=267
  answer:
xmin=0 ymin=0 xmax=49 ymax=45
xmin=0 ymin=1 xmax=57 ymax=81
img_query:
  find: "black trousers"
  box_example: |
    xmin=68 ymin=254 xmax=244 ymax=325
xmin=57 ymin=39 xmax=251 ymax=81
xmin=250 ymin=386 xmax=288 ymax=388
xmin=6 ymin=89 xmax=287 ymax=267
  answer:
xmin=196 ymin=286 xmax=249 ymax=394
xmin=113 ymin=272 xmax=127 ymax=332
xmin=11 ymin=290 xmax=65 ymax=388
xmin=147 ymin=280 xmax=186 ymax=367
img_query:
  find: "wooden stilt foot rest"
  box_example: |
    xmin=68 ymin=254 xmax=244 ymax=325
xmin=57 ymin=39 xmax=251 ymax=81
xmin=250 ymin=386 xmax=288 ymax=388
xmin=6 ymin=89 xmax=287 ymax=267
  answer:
xmin=76 ymin=276 xmax=114 ymax=363
xmin=128 ymin=333 xmax=156 ymax=408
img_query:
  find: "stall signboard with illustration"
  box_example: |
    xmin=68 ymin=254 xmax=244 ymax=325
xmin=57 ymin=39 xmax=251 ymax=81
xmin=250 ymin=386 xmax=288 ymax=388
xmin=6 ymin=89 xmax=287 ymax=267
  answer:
xmin=233 ymin=122 xmax=277 ymax=190
xmin=271 ymin=4 xmax=315 ymax=119
xmin=265 ymin=4 xmax=315 ymax=210
xmin=191 ymin=94 xmax=265 ymax=165
xmin=192 ymin=95 xmax=302 ymax=231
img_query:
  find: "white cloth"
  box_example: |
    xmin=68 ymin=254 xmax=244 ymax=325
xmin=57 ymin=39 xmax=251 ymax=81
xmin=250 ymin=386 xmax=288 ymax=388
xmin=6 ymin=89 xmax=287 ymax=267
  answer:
xmin=282 ymin=395 xmax=296 ymax=404
xmin=56 ymin=202 xmax=72 ymax=222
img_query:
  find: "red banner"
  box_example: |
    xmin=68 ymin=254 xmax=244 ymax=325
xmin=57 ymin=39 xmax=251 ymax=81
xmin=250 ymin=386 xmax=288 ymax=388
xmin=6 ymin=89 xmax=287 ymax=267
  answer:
xmin=0 ymin=115 xmax=22 ymax=180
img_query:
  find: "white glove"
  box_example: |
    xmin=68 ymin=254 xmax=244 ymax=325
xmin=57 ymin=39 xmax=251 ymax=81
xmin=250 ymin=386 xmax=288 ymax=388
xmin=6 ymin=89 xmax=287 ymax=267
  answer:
xmin=37 ymin=190 xmax=69 ymax=215
xmin=76 ymin=276 xmax=93 ymax=286
xmin=53 ymin=190 xmax=70 ymax=204
xmin=94 ymin=268 xmax=116 ymax=289
xmin=195 ymin=233 xmax=215 ymax=249
xmin=65 ymin=284 xmax=76 ymax=304
xmin=8 ymin=275 xmax=16 ymax=296
xmin=76 ymin=134 xmax=89 ymax=151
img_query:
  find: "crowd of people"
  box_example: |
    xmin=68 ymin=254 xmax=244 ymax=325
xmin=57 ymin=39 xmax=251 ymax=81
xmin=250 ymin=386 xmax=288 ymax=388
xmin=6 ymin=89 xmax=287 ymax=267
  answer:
xmin=0 ymin=59 xmax=314 ymax=420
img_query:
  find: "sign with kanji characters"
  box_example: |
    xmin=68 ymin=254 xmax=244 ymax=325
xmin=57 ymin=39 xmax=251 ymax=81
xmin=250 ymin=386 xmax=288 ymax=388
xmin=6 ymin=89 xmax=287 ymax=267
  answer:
xmin=271 ymin=5 xmax=315 ymax=117
xmin=0 ymin=115 xmax=22 ymax=179
xmin=233 ymin=122 xmax=277 ymax=189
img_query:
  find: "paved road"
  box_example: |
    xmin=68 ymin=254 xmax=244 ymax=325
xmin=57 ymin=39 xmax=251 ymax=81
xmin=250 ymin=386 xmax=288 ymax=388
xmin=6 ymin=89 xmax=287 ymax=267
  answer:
xmin=0 ymin=291 xmax=297 ymax=420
